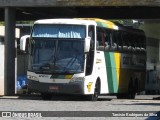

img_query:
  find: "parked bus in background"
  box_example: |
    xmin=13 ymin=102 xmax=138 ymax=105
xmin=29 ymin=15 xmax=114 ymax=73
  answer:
xmin=20 ymin=18 xmax=146 ymax=101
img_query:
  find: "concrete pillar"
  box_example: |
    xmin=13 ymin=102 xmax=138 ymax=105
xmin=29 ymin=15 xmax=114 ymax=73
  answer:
xmin=159 ymin=40 xmax=160 ymax=62
xmin=4 ymin=7 xmax=16 ymax=95
xmin=159 ymin=30 xmax=160 ymax=62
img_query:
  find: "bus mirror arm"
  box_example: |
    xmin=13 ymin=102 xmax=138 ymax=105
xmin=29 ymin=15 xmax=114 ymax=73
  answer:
xmin=84 ymin=37 xmax=91 ymax=53
xmin=20 ymin=35 xmax=30 ymax=52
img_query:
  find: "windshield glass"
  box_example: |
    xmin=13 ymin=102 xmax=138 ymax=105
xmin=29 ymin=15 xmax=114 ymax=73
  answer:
xmin=32 ymin=24 xmax=85 ymax=39
xmin=28 ymin=39 xmax=85 ymax=74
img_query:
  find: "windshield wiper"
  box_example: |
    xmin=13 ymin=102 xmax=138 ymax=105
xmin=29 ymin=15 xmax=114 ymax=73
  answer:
xmin=39 ymin=63 xmax=50 ymax=70
xmin=62 ymin=54 xmax=85 ymax=73
xmin=64 ymin=56 xmax=78 ymax=71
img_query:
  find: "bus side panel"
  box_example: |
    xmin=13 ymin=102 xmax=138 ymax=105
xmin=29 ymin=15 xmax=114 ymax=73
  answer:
xmin=95 ymin=51 xmax=109 ymax=94
xmin=104 ymin=52 xmax=120 ymax=93
xmin=119 ymin=54 xmax=146 ymax=94
xmin=104 ymin=52 xmax=146 ymax=94
xmin=118 ymin=68 xmax=131 ymax=93
xmin=118 ymin=69 xmax=146 ymax=93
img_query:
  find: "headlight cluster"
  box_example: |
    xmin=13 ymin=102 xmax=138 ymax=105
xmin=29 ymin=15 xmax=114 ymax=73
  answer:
xmin=70 ymin=77 xmax=85 ymax=83
xmin=27 ymin=75 xmax=39 ymax=81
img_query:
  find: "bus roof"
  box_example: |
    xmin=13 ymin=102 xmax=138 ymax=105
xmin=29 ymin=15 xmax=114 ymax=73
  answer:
xmin=77 ymin=18 xmax=118 ymax=30
xmin=34 ymin=18 xmax=118 ymax=30
xmin=34 ymin=18 xmax=96 ymax=26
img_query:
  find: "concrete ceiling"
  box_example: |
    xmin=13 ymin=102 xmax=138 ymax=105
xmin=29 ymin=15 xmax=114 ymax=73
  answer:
xmin=0 ymin=0 xmax=160 ymax=7
xmin=0 ymin=0 xmax=160 ymax=39
xmin=0 ymin=6 xmax=160 ymax=21
xmin=0 ymin=0 xmax=159 ymax=20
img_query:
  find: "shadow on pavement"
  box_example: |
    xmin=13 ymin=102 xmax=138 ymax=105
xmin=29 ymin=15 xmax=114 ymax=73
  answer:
xmin=1 ymin=94 xmax=159 ymax=101
xmin=0 ymin=94 xmax=112 ymax=101
xmin=153 ymin=96 xmax=160 ymax=100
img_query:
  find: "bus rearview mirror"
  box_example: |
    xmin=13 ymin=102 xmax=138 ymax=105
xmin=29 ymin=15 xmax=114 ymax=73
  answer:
xmin=20 ymin=35 xmax=30 ymax=52
xmin=84 ymin=37 xmax=91 ymax=53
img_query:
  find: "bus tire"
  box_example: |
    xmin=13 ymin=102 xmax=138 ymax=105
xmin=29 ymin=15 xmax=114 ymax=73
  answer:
xmin=117 ymin=93 xmax=135 ymax=99
xmin=41 ymin=93 xmax=52 ymax=100
xmin=117 ymin=94 xmax=125 ymax=99
xmin=88 ymin=80 xmax=100 ymax=101
xmin=127 ymin=84 xmax=136 ymax=99
xmin=128 ymin=93 xmax=135 ymax=99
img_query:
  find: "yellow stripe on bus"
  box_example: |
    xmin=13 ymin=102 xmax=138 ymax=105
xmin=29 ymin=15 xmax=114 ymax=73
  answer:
xmin=114 ymin=53 xmax=120 ymax=86
xmin=77 ymin=18 xmax=116 ymax=29
xmin=94 ymin=18 xmax=116 ymax=29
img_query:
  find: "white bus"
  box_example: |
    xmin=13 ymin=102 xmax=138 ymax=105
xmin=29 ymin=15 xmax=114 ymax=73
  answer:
xmin=20 ymin=18 xmax=146 ymax=101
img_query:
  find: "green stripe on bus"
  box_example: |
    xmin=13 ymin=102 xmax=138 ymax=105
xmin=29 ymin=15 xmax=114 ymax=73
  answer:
xmin=104 ymin=52 xmax=118 ymax=93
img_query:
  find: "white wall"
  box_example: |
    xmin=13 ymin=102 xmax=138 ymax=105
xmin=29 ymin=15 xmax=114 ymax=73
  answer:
xmin=0 ymin=26 xmax=19 ymax=95
xmin=0 ymin=26 xmax=20 ymax=38
xmin=0 ymin=45 xmax=4 ymax=95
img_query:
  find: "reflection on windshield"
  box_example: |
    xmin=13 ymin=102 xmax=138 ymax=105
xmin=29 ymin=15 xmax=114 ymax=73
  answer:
xmin=29 ymin=39 xmax=85 ymax=74
xmin=32 ymin=24 xmax=85 ymax=39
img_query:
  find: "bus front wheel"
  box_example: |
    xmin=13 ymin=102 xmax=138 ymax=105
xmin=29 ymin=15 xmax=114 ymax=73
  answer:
xmin=88 ymin=80 xmax=100 ymax=101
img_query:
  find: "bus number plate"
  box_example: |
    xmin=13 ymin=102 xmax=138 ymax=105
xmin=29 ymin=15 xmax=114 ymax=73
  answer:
xmin=49 ymin=86 xmax=59 ymax=91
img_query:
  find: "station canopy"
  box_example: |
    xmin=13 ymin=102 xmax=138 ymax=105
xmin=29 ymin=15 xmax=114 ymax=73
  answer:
xmin=0 ymin=0 xmax=160 ymax=20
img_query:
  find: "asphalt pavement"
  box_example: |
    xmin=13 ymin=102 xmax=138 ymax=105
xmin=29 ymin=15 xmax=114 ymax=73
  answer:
xmin=0 ymin=94 xmax=160 ymax=120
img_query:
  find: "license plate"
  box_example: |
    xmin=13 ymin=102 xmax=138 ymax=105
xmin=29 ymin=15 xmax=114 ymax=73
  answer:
xmin=49 ymin=86 xmax=59 ymax=90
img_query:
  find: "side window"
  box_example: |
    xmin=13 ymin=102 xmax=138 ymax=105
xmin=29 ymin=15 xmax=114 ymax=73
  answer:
xmin=121 ymin=31 xmax=129 ymax=51
xmin=140 ymin=35 xmax=146 ymax=52
xmin=111 ymin=31 xmax=118 ymax=51
xmin=141 ymin=35 xmax=146 ymax=49
xmin=115 ymin=31 xmax=123 ymax=51
xmin=96 ymin=27 xmax=105 ymax=51
xmin=119 ymin=31 xmax=123 ymax=49
xmin=88 ymin=26 xmax=95 ymax=50
xmin=122 ymin=32 xmax=128 ymax=46
xmin=104 ymin=29 xmax=112 ymax=51
xmin=104 ymin=30 xmax=110 ymax=49
xmin=137 ymin=35 xmax=141 ymax=48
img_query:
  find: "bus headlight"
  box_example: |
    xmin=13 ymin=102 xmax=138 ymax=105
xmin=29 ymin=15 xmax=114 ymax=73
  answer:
xmin=27 ymin=75 xmax=39 ymax=81
xmin=70 ymin=77 xmax=85 ymax=83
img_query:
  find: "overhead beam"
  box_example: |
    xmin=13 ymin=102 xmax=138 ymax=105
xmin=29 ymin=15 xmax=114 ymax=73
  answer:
xmin=0 ymin=0 xmax=160 ymax=7
xmin=14 ymin=7 xmax=160 ymax=20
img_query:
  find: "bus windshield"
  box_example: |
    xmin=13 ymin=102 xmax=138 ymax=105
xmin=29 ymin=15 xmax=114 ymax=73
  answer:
xmin=29 ymin=39 xmax=85 ymax=74
xmin=32 ymin=24 xmax=86 ymax=39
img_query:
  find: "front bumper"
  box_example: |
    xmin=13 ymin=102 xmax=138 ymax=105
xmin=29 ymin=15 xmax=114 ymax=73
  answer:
xmin=28 ymin=79 xmax=84 ymax=95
